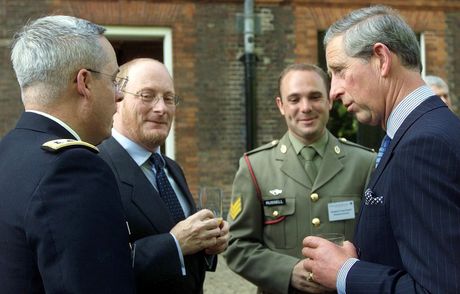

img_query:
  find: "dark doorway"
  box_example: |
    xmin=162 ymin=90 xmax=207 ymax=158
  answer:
xmin=110 ymin=40 xmax=164 ymax=64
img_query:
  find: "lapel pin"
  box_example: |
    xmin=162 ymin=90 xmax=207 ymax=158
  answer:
xmin=280 ymin=144 xmax=287 ymax=154
xmin=334 ymin=146 xmax=340 ymax=154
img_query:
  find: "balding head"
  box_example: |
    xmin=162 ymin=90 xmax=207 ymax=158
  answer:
xmin=424 ymin=75 xmax=451 ymax=108
xmin=114 ymin=58 xmax=176 ymax=151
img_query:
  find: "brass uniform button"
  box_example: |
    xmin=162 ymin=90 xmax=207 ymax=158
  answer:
xmin=310 ymin=193 xmax=319 ymax=202
xmin=312 ymin=218 xmax=320 ymax=227
xmin=272 ymin=210 xmax=279 ymax=217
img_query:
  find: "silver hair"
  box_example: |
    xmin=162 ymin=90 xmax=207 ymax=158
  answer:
xmin=324 ymin=5 xmax=421 ymax=71
xmin=424 ymin=75 xmax=449 ymax=93
xmin=11 ymin=15 xmax=108 ymax=104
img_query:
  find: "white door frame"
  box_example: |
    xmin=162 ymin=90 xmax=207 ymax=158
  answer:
xmin=420 ymin=33 xmax=426 ymax=78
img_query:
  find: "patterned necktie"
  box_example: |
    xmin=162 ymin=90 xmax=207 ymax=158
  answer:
xmin=301 ymin=146 xmax=317 ymax=184
xmin=375 ymin=135 xmax=391 ymax=167
xmin=150 ymin=153 xmax=185 ymax=224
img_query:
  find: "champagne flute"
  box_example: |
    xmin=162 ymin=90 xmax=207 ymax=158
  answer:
xmin=199 ymin=187 xmax=223 ymax=225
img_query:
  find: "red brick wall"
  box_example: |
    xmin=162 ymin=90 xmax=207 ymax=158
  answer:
xmin=445 ymin=12 xmax=459 ymax=113
xmin=1 ymin=0 xmax=459 ymax=212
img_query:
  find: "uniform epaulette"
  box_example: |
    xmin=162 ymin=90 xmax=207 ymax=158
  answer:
xmin=245 ymin=139 xmax=279 ymax=156
xmin=41 ymin=139 xmax=99 ymax=154
xmin=339 ymin=138 xmax=375 ymax=153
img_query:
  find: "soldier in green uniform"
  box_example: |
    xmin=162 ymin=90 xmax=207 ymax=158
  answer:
xmin=224 ymin=64 xmax=376 ymax=294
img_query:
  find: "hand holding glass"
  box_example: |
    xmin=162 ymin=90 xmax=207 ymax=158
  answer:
xmin=315 ymin=233 xmax=344 ymax=246
xmin=199 ymin=187 xmax=223 ymax=224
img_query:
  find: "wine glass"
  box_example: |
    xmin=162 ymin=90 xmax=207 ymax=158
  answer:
xmin=198 ymin=187 xmax=223 ymax=224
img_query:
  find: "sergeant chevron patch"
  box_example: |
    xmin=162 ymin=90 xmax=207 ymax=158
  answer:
xmin=229 ymin=196 xmax=242 ymax=220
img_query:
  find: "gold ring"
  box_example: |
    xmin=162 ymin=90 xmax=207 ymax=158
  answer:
xmin=307 ymin=272 xmax=314 ymax=282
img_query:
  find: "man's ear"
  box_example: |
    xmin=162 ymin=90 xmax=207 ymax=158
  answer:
xmin=373 ymin=42 xmax=392 ymax=77
xmin=76 ymin=69 xmax=91 ymax=98
xmin=276 ymin=96 xmax=285 ymax=115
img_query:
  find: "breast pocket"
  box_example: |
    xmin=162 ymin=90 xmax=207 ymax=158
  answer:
xmin=262 ymin=197 xmax=297 ymax=249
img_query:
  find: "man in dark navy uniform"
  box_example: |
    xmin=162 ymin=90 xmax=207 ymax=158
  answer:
xmin=0 ymin=15 xmax=135 ymax=293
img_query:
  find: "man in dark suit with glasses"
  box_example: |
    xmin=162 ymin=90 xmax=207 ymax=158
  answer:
xmin=99 ymin=58 xmax=229 ymax=294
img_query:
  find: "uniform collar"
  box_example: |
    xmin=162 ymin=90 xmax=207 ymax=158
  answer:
xmin=288 ymin=130 xmax=328 ymax=158
xmin=26 ymin=110 xmax=80 ymax=140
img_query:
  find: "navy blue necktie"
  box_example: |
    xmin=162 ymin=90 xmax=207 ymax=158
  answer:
xmin=150 ymin=153 xmax=185 ymax=224
xmin=375 ymin=135 xmax=391 ymax=167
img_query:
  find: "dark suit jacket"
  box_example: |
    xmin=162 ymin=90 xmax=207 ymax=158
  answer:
xmin=349 ymin=96 xmax=460 ymax=293
xmin=99 ymin=137 xmax=214 ymax=294
xmin=0 ymin=112 xmax=134 ymax=293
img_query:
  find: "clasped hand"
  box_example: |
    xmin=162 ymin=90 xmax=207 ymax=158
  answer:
xmin=170 ymin=209 xmax=229 ymax=256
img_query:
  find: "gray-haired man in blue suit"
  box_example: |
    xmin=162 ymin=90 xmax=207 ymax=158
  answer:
xmin=302 ymin=5 xmax=460 ymax=294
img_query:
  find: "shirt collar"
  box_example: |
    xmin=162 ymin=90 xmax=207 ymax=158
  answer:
xmin=386 ymin=85 xmax=434 ymax=139
xmin=26 ymin=110 xmax=81 ymax=140
xmin=289 ymin=130 xmax=328 ymax=158
xmin=112 ymin=128 xmax=160 ymax=167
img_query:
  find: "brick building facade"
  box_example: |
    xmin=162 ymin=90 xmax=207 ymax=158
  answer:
xmin=1 ymin=0 xmax=459 ymax=212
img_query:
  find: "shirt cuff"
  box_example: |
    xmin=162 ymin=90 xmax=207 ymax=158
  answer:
xmin=170 ymin=232 xmax=187 ymax=276
xmin=336 ymin=258 xmax=359 ymax=294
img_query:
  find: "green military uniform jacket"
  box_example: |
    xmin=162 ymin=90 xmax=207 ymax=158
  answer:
xmin=224 ymin=131 xmax=376 ymax=294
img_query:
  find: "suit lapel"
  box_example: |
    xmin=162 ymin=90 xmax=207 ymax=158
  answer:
xmin=278 ymin=133 xmax=311 ymax=189
xmin=367 ymin=96 xmax=445 ymax=189
xmin=313 ymin=132 xmax=344 ymax=191
xmin=100 ymin=138 xmax=175 ymax=231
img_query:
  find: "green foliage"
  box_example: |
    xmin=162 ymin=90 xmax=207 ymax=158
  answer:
xmin=327 ymin=101 xmax=358 ymax=141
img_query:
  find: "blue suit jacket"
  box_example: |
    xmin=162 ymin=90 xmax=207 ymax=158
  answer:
xmin=349 ymin=97 xmax=460 ymax=293
xmin=0 ymin=112 xmax=134 ymax=293
xmin=99 ymin=137 xmax=215 ymax=294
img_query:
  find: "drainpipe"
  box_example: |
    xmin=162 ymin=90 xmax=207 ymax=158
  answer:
xmin=243 ymin=0 xmax=256 ymax=151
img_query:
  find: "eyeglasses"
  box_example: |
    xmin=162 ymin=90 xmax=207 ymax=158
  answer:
xmin=122 ymin=89 xmax=180 ymax=106
xmin=87 ymin=69 xmax=128 ymax=94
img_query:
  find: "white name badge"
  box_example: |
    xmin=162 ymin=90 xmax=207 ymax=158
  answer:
xmin=328 ymin=200 xmax=355 ymax=222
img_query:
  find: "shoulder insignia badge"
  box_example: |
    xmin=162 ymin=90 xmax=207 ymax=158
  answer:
xmin=229 ymin=196 xmax=242 ymax=220
xmin=41 ymin=139 xmax=99 ymax=154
